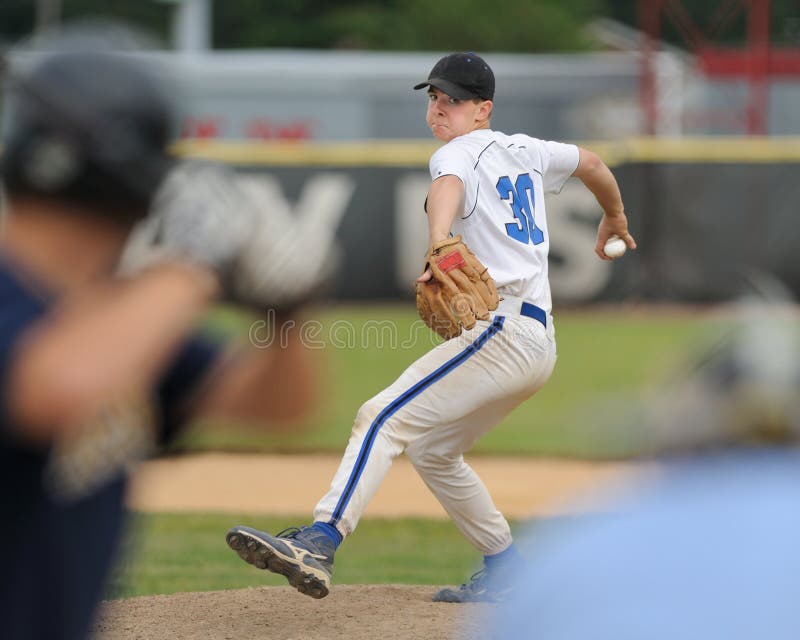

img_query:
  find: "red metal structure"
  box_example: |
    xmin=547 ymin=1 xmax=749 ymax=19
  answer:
xmin=639 ymin=0 xmax=800 ymax=135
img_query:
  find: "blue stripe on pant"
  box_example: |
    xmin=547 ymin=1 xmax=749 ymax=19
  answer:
xmin=328 ymin=316 xmax=507 ymax=526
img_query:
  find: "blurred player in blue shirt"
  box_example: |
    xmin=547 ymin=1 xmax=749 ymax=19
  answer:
xmin=0 ymin=34 xmax=320 ymax=639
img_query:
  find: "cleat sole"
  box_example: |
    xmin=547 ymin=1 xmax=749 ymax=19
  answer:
xmin=226 ymin=527 xmax=330 ymax=599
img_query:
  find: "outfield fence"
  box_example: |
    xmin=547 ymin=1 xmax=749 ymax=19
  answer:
xmin=4 ymin=137 xmax=798 ymax=303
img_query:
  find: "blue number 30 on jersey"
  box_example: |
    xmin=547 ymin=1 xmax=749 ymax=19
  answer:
xmin=496 ymin=173 xmax=545 ymax=246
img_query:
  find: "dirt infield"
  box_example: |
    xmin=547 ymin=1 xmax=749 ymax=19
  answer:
xmin=126 ymin=452 xmax=656 ymax=518
xmin=90 ymin=454 xmax=657 ymax=639
xmin=91 ymin=585 xmax=489 ymax=640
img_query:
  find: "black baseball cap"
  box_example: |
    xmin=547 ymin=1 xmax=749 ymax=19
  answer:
xmin=414 ymin=52 xmax=495 ymax=101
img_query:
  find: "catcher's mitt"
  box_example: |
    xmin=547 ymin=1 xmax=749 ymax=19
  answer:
xmin=416 ymin=236 xmax=499 ymax=340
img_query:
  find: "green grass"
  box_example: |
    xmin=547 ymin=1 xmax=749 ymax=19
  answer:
xmin=108 ymin=512 xmax=492 ymax=598
xmin=106 ymin=306 xmax=734 ymax=598
xmin=178 ymin=304 xmax=720 ymax=457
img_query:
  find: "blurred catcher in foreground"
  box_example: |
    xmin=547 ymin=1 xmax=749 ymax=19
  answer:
xmin=0 ymin=26 xmax=333 ymax=640
xmin=483 ymin=289 xmax=800 ymax=639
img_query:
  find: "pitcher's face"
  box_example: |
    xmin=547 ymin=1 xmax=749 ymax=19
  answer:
xmin=425 ymin=88 xmax=492 ymax=142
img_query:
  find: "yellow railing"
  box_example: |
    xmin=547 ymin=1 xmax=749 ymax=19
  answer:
xmin=171 ymin=137 xmax=800 ymax=168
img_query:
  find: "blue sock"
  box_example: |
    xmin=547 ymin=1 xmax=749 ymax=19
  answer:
xmin=484 ymin=544 xmax=520 ymax=569
xmin=311 ymin=521 xmax=343 ymax=549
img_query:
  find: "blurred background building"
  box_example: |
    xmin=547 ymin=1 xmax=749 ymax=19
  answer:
xmin=4 ymin=0 xmax=800 ymax=140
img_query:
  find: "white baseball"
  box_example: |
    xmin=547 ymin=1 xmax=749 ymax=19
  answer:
xmin=603 ymin=235 xmax=627 ymax=259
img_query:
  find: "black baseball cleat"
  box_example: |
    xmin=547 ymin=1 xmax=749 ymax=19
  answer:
xmin=432 ymin=567 xmax=513 ymax=603
xmin=226 ymin=525 xmax=335 ymax=599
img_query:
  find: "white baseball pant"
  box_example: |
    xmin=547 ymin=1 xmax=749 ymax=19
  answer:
xmin=313 ymin=298 xmax=557 ymax=555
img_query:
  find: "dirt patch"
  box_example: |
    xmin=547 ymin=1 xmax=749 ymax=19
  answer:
xmin=91 ymin=585 xmax=490 ymax=640
xmin=127 ymin=452 xmax=658 ymax=518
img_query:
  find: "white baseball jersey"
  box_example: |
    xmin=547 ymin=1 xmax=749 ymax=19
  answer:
xmin=312 ymin=129 xmax=577 ymax=558
xmin=429 ymin=129 xmax=579 ymax=315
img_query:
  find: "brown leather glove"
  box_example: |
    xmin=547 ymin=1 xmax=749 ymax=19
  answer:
xmin=415 ymin=236 xmax=499 ymax=340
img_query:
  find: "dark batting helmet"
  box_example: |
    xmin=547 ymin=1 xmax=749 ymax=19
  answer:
xmin=1 ymin=47 xmax=175 ymax=220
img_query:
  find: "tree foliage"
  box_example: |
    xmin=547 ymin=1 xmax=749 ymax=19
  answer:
xmin=1 ymin=0 xmax=600 ymax=51
xmin=213 ymin=0 xmax=603 ymax=51
xmin=1 ymin=1 xmax=798 ymax=51
xmin=0 ymin=0 xmax=170 ymax=46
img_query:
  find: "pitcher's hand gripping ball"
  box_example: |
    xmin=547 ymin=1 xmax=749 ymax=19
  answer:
xmin=416 ymin=235 xmax=499 ymax=340
xmin=603 ymin=235 xmax=627 ymax=259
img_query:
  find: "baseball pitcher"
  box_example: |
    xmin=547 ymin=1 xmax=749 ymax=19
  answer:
xmin=227 ymin=52 xmax=636 ymax=603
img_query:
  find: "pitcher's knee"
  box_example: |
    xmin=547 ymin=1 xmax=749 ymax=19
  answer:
xmin=352 ymin=396 xmax=384 ymax=435
xmin=351 ymin=395 xmax=408 ymax=450
xmin=406 ymin=443 xmax=460 ymax=473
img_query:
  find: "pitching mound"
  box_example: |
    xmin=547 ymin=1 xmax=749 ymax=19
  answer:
xmin=91 ymin=585 xmax=489 ymax=639
xmin=92 ymin=455 xmax=657 ymax=638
